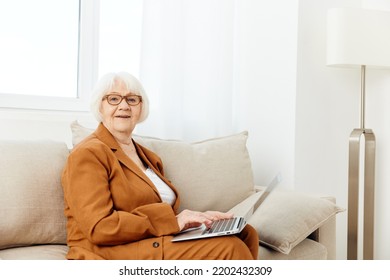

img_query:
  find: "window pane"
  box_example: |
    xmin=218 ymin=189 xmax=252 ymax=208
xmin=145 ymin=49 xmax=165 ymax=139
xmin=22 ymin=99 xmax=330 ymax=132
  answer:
xmin=0 ymin=0 xmax=79 ymax=98
xmin=98 ymin=0 xmax=143 ymax=78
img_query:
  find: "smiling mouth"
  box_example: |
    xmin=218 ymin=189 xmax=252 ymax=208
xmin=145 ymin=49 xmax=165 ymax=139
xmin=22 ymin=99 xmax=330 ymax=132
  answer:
xmin=116 ymin=115 xmax=131 ymax=119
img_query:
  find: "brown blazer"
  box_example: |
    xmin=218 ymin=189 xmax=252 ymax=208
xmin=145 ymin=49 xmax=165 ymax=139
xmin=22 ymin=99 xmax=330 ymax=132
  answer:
xmin=61 ymin=123 xmax=181 ymax=259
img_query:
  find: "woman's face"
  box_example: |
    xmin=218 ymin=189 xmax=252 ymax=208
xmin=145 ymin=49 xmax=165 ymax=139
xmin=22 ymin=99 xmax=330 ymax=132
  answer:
xmin=99 ymin=80 xmax=142 ymax=137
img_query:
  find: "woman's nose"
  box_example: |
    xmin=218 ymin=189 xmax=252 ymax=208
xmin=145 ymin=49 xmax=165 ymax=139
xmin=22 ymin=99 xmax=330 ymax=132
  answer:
xmin=118 ymin=98 xmax=131 ymax=109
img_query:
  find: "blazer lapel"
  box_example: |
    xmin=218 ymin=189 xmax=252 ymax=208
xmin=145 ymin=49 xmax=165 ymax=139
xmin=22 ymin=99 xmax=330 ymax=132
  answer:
xmin=94 ymin=123 xmax=160 ymax=195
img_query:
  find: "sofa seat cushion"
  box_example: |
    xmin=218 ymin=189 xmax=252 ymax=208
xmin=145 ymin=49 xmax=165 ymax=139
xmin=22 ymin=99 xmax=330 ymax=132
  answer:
xmin=0 ymin=241 xmax=325 ymax=260
xmin=0 ymin=245 xmax=68 ymax=260
xmin=259 ymin=238 xmax=327 ymax=260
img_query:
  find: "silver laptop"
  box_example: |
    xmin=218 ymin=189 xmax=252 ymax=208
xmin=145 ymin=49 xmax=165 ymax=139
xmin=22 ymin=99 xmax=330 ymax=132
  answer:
xmin=171 ymin=173 xmax=281 ymax=242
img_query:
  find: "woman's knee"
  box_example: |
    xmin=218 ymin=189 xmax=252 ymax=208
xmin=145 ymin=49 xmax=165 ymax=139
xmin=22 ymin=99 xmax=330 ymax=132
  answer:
xmin=238 ymin=224 xmax=259 ymax=259
xmin=227 ymin=236 xmax=255 ymax=259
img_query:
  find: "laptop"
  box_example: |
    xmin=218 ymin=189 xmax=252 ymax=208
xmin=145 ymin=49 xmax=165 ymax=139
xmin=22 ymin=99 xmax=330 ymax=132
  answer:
xmin=171 ymin=173 xmax=282 ymax=242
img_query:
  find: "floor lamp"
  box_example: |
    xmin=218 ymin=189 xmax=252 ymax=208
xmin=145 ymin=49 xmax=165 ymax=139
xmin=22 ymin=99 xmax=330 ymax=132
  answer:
xmin=326 ymin=7 xmax=390 ymax=260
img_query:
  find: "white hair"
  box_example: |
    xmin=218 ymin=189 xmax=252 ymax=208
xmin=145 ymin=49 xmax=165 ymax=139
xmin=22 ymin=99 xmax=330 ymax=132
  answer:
xmin=90 ymin=72 xmax=149 ymax=123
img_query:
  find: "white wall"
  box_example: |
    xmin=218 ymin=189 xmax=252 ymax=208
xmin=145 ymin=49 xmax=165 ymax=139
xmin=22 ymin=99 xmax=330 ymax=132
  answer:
xmin=0 ymin=109 xmax=96 ymax=148
xmin=296 ymin=0 xmax=390 ymax=259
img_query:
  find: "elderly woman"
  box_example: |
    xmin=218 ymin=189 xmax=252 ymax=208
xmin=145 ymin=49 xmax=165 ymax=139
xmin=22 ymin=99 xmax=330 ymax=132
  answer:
xmin=61 ymin=72 xmax=259 ymax=260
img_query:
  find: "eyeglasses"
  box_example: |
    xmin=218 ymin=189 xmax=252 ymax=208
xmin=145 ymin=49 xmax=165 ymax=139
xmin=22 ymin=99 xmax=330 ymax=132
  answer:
xmin=103 ymin=94 xmax=142 ymax=106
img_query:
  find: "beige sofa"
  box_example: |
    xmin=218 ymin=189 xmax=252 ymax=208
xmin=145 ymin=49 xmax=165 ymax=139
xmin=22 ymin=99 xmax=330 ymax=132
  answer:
xmin=0 ymin=122 xmax=343 ymax=260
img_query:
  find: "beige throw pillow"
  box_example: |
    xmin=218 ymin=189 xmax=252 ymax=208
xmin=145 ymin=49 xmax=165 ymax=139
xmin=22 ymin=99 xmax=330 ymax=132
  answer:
xmin=134 ymin=134 xmax=255 ymax=212
xmin=248 ymin=190 xmax=344 ymax=254
xmin=0 ymin=140 xmax=69 ymax=249
xmin=71 ymin=121 xmax=255 ymax=212
xmin=71 ymin=120 xmax=94 ymax=147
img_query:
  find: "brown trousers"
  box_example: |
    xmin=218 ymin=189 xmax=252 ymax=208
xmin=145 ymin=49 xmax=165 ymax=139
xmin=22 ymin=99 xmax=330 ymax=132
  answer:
xmin=162 ymin=224 xmax=259 ymax=260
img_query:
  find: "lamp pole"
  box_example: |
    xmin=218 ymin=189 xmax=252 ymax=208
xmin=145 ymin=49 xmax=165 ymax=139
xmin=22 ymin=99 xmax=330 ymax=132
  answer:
xmin=360 ymin=65 xmax=366 ymax=129
xmin=347 ymin=65 xmax=375 ymax=260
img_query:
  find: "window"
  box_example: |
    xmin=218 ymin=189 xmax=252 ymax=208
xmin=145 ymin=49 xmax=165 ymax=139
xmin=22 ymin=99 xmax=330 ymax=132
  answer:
xmin=0 ymin=0 xmax=79 ymax=98
xmin=0 ymin=0 xmax=143 ymax=111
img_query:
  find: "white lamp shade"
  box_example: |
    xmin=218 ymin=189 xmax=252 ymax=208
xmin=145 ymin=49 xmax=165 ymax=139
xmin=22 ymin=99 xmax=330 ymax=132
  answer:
xmin=327 ymin=8 xmax=390 ymax=68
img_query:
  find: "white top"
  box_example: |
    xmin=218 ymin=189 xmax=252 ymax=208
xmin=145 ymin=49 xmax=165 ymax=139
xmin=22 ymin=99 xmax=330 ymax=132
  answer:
xmin=144 ymin=167 xmax=176 ymax=206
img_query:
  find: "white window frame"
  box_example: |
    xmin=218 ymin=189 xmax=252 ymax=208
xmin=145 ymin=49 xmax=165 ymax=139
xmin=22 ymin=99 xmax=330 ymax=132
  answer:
xmin=0 ymin=0 xmax=99 ymax=112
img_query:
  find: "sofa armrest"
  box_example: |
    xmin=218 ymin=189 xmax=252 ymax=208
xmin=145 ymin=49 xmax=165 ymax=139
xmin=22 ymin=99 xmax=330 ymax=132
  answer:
xmin=308 ymin=196 xmax=337 ymax=259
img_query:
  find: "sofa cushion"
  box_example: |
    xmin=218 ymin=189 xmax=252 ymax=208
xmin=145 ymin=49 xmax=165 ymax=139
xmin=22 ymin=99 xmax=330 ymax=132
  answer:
xmin=71 ymin=121 xmax=255 ymax=212
xmin=71 ymin=120 xmax=94 ymax=147
xmin=259 ymin=238 xmax=327 ymax=260
xmin=0 ymin=140 xmax=69 ymax=249
xmin=0 ymin=245 xmax=68 ymax=260
xmin=247 ymin=189 xmax=344 ymax=254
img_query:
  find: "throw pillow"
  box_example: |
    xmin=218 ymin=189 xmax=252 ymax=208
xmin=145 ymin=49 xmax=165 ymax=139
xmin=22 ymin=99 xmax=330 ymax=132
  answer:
xmin=71 ymin=120 xmax=94 ymax=147
xmin=71 ymin=121 xmax=255 ymax=212
xmin=0 ymin=140 xmax=69 ymax=249
xmin=247 ymin=189 xmax=344 ymax=254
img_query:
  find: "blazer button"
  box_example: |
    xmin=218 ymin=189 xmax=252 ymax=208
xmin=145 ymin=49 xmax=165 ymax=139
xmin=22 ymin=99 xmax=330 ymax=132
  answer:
xmin=153 ymin=242 xmax=160 ymax=248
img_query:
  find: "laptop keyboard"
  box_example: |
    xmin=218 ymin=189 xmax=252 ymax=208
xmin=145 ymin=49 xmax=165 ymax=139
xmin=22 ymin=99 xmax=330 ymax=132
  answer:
xmin=202 ymin=217 xmax=237 ymax=235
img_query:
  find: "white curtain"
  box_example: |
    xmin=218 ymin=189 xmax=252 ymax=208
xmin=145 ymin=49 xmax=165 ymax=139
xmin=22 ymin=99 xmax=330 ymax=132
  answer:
xmin=137 ymin=0 xmax=237 ymax=141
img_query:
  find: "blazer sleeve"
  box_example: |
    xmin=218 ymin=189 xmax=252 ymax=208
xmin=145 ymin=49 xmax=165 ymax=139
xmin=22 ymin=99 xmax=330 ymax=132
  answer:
xmin=62 ymin=144 xmax=180 ymax=246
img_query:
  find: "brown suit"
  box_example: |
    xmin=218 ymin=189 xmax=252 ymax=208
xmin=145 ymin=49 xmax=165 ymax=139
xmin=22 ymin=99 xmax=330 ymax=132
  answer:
xmin=62 ymin=123 xmax=258 ymax=260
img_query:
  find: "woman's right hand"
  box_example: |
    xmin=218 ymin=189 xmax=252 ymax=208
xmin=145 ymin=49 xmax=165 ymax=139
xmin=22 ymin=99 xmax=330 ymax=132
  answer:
xmin=176 ymin=209 xmax=234 ymax=231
